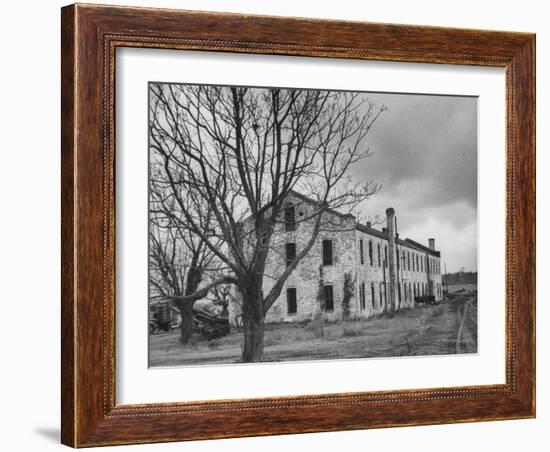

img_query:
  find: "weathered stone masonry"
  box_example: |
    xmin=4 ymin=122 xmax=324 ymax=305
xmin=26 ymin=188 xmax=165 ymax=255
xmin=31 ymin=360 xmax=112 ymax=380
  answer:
xmin=229 ymin=192 xmax=443 ymax=324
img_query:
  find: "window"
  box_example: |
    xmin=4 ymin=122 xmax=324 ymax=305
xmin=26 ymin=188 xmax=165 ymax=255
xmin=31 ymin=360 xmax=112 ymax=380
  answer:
xmin=371 ymin=283 xmax=375 ymax=308
xmin=360 ymin=239 xmax=364 ymax=265
xmin=324 ymin=285 xmax=334 ymax=311
xmin=377 ymin=243 xmax=381 ymax=267
xmin=384 ymin=245 xmax=388 ymax=267
xmin=379 ymin=283 xmax=383 ymax=307
xmin=360 ymin=282 xmax=366 ymax=310
xmin=398 ymin=282 xmax=401 ymax=303
xmin=407 ymin=252 xmax=411 ymax=271
xmin=285 ymin=242 xmax=296 ymax=267
xmin=322 ymin=239 xmax=333 ymax=266
xmin=368 ymin=240 xmax=373 ymax=265
xmin=287 ymin=288 xmax=297 ymax=314
xmin=284 ymin=205 xmax=296 ymax=231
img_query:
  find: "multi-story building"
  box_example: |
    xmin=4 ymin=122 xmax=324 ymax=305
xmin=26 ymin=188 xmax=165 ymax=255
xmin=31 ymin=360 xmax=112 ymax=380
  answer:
xmin=229 ymin=192 xmax=443 ymax=324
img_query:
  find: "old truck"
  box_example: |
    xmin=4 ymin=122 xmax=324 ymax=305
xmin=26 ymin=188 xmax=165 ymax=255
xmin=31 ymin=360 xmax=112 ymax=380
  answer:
xmin=149 ymin=300 xmax=180 ymax=334
xmin=149 ymin=298 xmax=229 ymax=339
xmin=192 ymin=308 xmax=230 ymax=340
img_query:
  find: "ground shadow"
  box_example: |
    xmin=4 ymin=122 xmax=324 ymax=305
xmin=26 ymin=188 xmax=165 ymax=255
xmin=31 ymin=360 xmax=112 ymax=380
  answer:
xmin=34 ymin=427 xmax=59 ymax=443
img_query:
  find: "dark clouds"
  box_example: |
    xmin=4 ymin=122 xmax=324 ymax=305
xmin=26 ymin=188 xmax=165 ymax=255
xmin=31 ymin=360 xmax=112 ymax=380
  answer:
xmin=351 ymin=92 xmax=478 ymax=272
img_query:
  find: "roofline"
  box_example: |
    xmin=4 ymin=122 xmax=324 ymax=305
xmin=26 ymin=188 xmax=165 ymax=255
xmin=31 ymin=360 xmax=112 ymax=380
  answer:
xmin=404 ymin=238 xmax=441 ymax=257
xmin=238 ymin=190 xmax=441 ymax=257
xmin=355 ymin=224 xmax=440 ymax=257
xmin=288 ymin=190 xmax=356 ymax=220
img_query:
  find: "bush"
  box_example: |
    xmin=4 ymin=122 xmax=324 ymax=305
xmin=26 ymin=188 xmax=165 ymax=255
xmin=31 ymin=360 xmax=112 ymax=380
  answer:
xmin=208 ymin=339 xmax=221 ymax=350
xmin=342 ymin=326 xmax=362 ymax=337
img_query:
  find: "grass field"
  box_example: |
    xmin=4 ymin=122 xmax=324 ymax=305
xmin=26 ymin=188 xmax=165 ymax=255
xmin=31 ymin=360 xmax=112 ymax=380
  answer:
xmin=149 ymin=295 xmax=477 ymax=367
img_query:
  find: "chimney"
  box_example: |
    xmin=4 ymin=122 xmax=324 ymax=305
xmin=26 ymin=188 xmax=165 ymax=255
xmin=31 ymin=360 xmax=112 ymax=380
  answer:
xmin=386 ymin=208 xmax=397 ymax=312
xmin=382 ymin=227 xmax=387 ymax=235
xmin=428 ymin=238 xmax=435 ymax=250
xmin=366 ymin=221 xmax=372 ymax=228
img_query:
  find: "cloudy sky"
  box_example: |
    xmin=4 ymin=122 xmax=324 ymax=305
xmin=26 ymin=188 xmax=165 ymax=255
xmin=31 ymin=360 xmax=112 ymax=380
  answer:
xmin=350 ymin=92 xmax=478 ymax=273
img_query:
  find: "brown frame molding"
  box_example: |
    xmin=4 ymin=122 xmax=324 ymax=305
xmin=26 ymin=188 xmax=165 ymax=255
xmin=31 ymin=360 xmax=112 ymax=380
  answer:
xmin=61 ymin=3 xmax=535 ymax=447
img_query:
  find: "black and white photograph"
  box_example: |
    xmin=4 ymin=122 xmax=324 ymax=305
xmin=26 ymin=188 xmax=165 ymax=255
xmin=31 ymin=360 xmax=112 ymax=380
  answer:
xmin=147 ymin=82 xmax=478 ymax=367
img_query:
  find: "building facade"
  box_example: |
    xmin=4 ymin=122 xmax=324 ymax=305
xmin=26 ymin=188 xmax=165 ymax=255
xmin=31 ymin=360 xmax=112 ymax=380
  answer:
xmin=229 ymin=192 xmax=443 ymax=324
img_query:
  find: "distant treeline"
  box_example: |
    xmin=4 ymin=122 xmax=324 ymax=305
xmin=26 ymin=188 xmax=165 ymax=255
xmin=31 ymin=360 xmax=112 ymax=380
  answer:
xmin=445 ymin=271 xmax=478 ymax=285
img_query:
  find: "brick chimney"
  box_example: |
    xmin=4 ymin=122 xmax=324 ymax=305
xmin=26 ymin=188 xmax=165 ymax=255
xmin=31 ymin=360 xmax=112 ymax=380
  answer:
xmin=428 ymin=238 xmax=435 ymax=250
xmin=386 ymin=208 xmax=397 ymax=312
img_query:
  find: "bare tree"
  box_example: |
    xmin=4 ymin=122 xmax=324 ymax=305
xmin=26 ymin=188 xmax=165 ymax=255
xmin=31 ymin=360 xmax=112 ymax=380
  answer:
xmin=149 ymin=84 xmax=384 ymax=361
xmin=149 ymin=176 xmax=229 ymax=344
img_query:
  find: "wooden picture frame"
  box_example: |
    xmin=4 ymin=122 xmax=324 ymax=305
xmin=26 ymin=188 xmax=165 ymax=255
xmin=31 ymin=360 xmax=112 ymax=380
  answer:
xmin=61 ymin=3 xmax=535 ymax=447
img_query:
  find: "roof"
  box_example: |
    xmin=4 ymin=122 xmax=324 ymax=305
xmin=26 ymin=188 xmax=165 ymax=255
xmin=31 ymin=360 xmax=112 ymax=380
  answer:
xmin=355 ymin=223 xmax=440 ymax=257
xmin=242 ymin=190 xmax=441 ymax=257
xmin=355 ymin=222 xmax=387 ymax=240
xmin=290 ymin=191 xmax=440 ymax=256
xmin=404 ymin=238 xmax=441 ymax=257
xmin=288 ymin=190 xmax=356 ymax=221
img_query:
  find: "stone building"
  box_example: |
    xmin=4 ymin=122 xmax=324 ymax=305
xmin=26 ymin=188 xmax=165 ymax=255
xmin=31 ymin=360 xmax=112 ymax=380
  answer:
xmin=229 ymin=192 xmax=443 ymax=324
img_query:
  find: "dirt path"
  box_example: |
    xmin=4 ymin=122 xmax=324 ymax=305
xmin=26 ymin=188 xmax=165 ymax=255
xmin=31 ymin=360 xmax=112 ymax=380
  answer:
xmin=455 ymin=297 xmax=478 ymax=354
xmin=149 ymin=295 xmax=477 ymax=367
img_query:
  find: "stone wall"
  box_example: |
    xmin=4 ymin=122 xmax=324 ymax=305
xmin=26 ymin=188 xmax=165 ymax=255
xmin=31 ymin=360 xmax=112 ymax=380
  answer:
xmin=228 ymin=195 xmax=443 ymax=326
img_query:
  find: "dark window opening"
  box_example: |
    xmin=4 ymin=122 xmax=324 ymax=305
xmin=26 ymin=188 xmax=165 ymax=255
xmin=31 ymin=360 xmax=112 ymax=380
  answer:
xmin=284 ymin=205 xmax=296 ymax=231
xmin=360 ymin=239 xmax=364 ymax=264
xmin=384 ymin=245 xmax=388 ymax=267
xmin=398 ymin=282 xmax=401 ymax=303
xmin=322 ymin=239 xmax=333 ymax=266
xmin=371 ymin=283 xmax=375 ymax=308
xmin=324 ymin=285 xmax=334 ymax=312
xmin=287 ymin=288 xmax=297 ymax=314
xmin=285 ymin=242 xmax=296 ymax=267
xmin=368 ymin=241 xmax=373 ymax=265
xmin=377 ymin=244 xmax=381 ymax=267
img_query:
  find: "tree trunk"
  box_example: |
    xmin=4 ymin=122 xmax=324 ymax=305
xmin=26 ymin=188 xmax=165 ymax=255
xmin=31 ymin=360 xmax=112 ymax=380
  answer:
xmin=178 ymin=263 xmax=202 ymax=345
xmin=178 ymin=301 xmax=194 ymax=344
xmin=240 ymin=282 xmax=265 ymax=363
xmin=242 ymin=312 xmax=265 ymax=362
